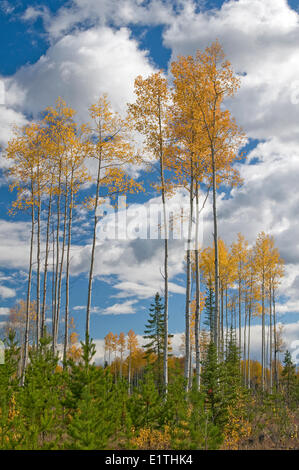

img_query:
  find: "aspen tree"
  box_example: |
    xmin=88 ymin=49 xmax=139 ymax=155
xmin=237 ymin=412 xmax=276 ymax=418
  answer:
xmin=171 ymin=42 xmax=246 ymax=352
xmin=86 ymin=95 xmax=142 ymax=344
xmin=253 ymin=232 xmax=272 ymax=390
xmin=245 ymin=248 xmax=262 ymax=388
xmin=217 ymin=239 xmax=231 ymax=355
xmin=189 ymin=293 xmax=205 ymax=387
xmin=35 ymin=151 xmax=42 ymax=348
xmin=199 ymin=240 xmax=231 ymax=351
xmin=127 ymin=329 xmax=139 ymax=394
xmin=63 ymin=131 xmax=90 ymax=365
xmin=104 ymin=332 xmax=114 ymax=366
xmin=111 ymin=333 xmax=118 ymax=379
xmin=67 ymin=317 xmax=81 ymax=362
xmin=169 ymin=61 xmax=210 ymax=390
xmin=231 ymin=234 xmax=249 ymax=367
xmin=118 ymin=332 xmax=126 ymax=379
xmin=267 ymin=239 xmax=284 ymax=389
xmin=222 ymin=246 xmax=235 ymax=351
xmin=6 ymin=123 xmax=45 ymax=382
xmin=43 ymin=98 xmax=78 ymax=353
xmin=41 ymin=166 xmax=55 ymax=338
xmin=128 ymin=73 xmax=171 ymax=391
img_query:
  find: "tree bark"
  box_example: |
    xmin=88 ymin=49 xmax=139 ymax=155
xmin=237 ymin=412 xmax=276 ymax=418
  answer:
xmin=269 ymin=281 xmax=273 ymax=392
xmin=184 ymin=164 xmax=194 ymax=391
xmin=36 ymin=195 xmax=41 ymax=347
xmin=64 ymin=173 xmax=74 ymax=365
xmin=55 ymin=184 xmax=68 ymax=353
xmin=273 ymin=285 xmax=278 ymax=389
xmin=41 ymin=187 xmax=52 ymax=337
xmin=86 ymin=144 xmax=102 ymax=343
xmin=261 ymin=270 xmax=265 ymax=391
xmin=195 ymin=180 xmax=201 ymax=389
xmin=21 ymin=183 xmax=35 ymax=386
xmin=247 ymin=304 xmax=251 ymax=389
xmin=211 ymin=150 xmax=219 ymax=351
xmin=53 ymin=163 xmax=62 ymax=353
xmin=157 ymin=95 xmax=169 ymax=393
xmin=238 ymin=276 xmax=242 ymax=371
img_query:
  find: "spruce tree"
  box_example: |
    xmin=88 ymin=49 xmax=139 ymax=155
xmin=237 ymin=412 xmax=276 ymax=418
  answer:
xmin=281 ymin=350 xmax=298 ymax=409
xmin=224 ymin=331 xmax=242 ymax=403
xmin=129 ymin=369 xmax=161 ymax=429
xmin=143 ymin=293 xmax=172 ymax=391
xmin=19 ymin=334 xmax=63 ymax=449
xmin=0 ymin=331 xmax=22 ymax=449
xmin=203 ymin=282 xmax=216 ymax=342
xmin=65 ymin=337 xmax=122 ymax=449
xmin=187 ymin=386 xmax=223 ymax=450
xmin=0 ymin=331 xmax=20 ymax=399
xmin=163 ymin=368 xmax=187 ymax=428
xmin=200 ymin=342 xmax=226 ymax=427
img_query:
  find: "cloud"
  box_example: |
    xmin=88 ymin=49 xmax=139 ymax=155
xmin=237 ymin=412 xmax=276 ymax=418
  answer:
xmin=0 ymin=105 xmax=27 ymax=149
xmin=73 ymin=305 xmax=101 ymax=314
xmin=163 ymin=0 xmax=299 ymax=144
xmin=31 ymin=0 xmax=177 ymax=40
xmin=0 ymin=0 xmax=299 ymax=321
xmin=198 ymin=136 xmax=299 ymax=313
xmin=6 ymin=26 xmax=156 ymax=123
xmin=240 ymin=321 xmax=299 ymax=364
xmin=67 ymin=191 xmax=192 ymax=299
xmin=101 ymin=299 xmax=138 ymax=315
xmin=92 ymin=338 xmax=105 ymax=363
xmin=21 ymin=5 xmax=50 ymax=23
xmin=159 ymin=0 xmax=299 ymax=314
xmin=84 ymin=321 xmax=299 ymax=365
xmin=0 ymin=220 xmax=30 ymax=270
xmin=0 ymin=285 xmax=16 ymax=299
xmin=73 ymin=305 xmax=85 ymax=311
xmin=0 ymin=307 xmax=10 ymax=316
xmin=73 ymin=304 xmax=134 ymax=315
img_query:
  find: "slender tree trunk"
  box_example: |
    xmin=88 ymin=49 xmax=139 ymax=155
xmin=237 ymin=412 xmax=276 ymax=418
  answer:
xmin=128 ymin=353 xmax=132 ymax=395
xmin=195 ymin=180 xmax=201 ymax=389
xmin=266 ymin=323 xmax=269 ymax=388
xmin=56 ymin=185 xmax=68 ymax=354
xmin=64 ymin=177 xmax=74 ymax=365
xmin=162 ymin=201 xmax=168 ymax=392
xmin=86 ymin=147 xmax=102 ymax=343
xmin=184 ymin=165 xmax=194 ymax=391
xmin=53 ymin=164 xmax=62 ymax=352
xmin=243 ymin=298 xmax=247 ymax=385
xmin=120 ymin=351 xmax=123 ymax=379
xmin=21 ymin=185 xmax=35 ymax=386
xmin=220 ymin=285 xmax=224 ymax=358
xmin=188 ymin=343 xmax=193 ymax=390
xmin=247 ymin=303 xmax=251 ymax=389
xmin=273 ymin=285 xmax=278 ymax=389
xmin=41 ymin=188 xmax=52 ymax=337
xmin=36 ymin=195 xmax=41 ymax=348
xmin=269 ymin=281 xmax=273 ymax=392
xmin=211 ymin=150 xmax=219 ymax=351
xmin=157 ymin=96 xmax=169 ymax=393
xmin=261 ymin=271 xmax=265 ymax=391
xmin=225 ymin=288 xmax=228 ymax=351
xmin=185 ymin=252 xmax=191 ymax=389
xmin=51 ymin=221 xmax=55 ymax=339
xmin=238 ymin=277 xmax=242 ymax=371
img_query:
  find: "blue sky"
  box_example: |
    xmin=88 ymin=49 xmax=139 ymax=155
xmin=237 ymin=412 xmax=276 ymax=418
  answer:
xmin=1 ymin=0 xmax=299 ymax=361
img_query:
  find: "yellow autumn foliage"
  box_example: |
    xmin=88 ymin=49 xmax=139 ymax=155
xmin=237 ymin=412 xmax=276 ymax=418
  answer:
xmin=130 ymin=426 xmax=171 ymax=450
